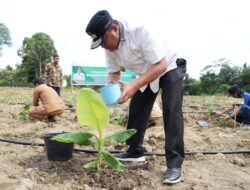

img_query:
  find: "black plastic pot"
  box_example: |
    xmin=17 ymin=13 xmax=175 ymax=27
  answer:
xmin=42 ymin=132 xmax=74 ymax=161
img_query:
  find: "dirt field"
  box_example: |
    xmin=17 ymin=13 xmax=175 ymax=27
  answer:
xmin=0 ymin=87 xmax=249 ymax=190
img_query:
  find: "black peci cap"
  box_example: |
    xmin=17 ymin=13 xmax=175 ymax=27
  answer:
xmin=85 ymin=10 xmax=113 ymax=49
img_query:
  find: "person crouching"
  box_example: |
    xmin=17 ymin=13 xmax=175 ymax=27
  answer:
xmin=29 ymin=78 xmax=65 ymax=122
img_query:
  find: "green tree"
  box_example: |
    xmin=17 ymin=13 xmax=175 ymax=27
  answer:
xmin=216 ymin=84 xmax=231 ymax=94
xmin=18 ymin=32 xmax=57 ymax=81
xmin=199 ymin=58 xmax=240 ymax=94
xmin=183 ymin=74 xmax=202 ymax=95
xmin=14 ymin=64 xmax=29 ymax=85
xmin=63 ymin=74 xmax=72 ymax=87
xmin=237 ymin=63 xmax=250 ymax=92
xmin=200 ymin=71 xmax=218 ymax=94
xmin=0 ymin=65 xmax=15 ymax=86
xmin=217 ymin=64 xmax=240 ymax=85
xmin=0 ymin=23 xmax=12 ymax=56
xmin=0 ymin=64 xmax=30 ymax=86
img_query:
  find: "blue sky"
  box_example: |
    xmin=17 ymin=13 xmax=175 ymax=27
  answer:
xmin=0 ymin=0 xmax=250 ymax=79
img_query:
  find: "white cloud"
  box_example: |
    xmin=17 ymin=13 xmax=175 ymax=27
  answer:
xmin=0 ymin=0 xmax=250 ymax=79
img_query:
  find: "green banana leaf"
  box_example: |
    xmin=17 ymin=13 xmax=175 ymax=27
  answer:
xmin=52 ymin=132 xmax=95 ymax=146
xmin=101 ymin=150 xmax=124 ymax=171
xmin=76 ymin=88 xmax=109 ymax=133
xmin=106 ymin=129 xmax=137 ymax=143
xmin=83 ymin=160 xmax=98 ymax=169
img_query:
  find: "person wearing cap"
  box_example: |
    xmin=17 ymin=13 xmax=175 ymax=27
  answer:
xmin=215 ymin=85 xmax=250 ymax=126
xmin=29 ymin=78 xmax=65 ymax=122
xmin=86 ymin=10 xmax=186 ymax=184
xmin=44 ymin=54 xmax=63 ymax=96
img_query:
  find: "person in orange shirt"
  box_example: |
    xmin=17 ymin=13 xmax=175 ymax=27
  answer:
xmin=29 ymin=78 xmax=65 ymax=122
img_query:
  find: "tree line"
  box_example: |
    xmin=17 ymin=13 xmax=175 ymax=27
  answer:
xmin=1 ymin=23 xmax=249 ymax=94
xmin=183 ymin=57 xmax=250 ymax=95
xmin=0 ymin=23 xmax=66 ymax=86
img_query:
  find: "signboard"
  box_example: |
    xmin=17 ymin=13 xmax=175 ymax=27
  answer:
xmin=71 ymin=66 xmax=136 ymax=86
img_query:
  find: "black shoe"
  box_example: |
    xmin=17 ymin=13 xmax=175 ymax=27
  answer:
xmin=48 ymin=116 xmax=56 ymax=123
xmin=113 ymin=152 xmax=145 ymax=162
xmin=163 ymin=168 xmax=182 ymax=184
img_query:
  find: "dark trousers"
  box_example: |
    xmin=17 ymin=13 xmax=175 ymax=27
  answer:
xmin=48 ymin=85 xmax=61 ymax=96
xmin=126 ymin=67 xmax=185 ymax=168
xmin=236 ymin=106 xmax=250 ymax=124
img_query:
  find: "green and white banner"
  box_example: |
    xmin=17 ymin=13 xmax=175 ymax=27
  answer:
xmin=71 ymin=66 xmax=136 ymax=86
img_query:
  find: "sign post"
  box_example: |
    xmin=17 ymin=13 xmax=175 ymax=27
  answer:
xmin=71 ymin=66 xmax=136 ymax=86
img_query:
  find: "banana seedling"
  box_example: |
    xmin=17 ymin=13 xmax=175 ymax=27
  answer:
xmin=53 ymin=88 xmax=137 ymax=171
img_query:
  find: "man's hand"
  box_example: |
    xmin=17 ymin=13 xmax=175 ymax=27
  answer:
xmin=229 ymin=107 xmax=241 ymax=120
xmin=215 ymin=111 xmax=223 ymax=116
xmin=118 ymin=80 xmax=139 ymax=104
xmin=108 ymin=71 xmax=120 ymax=83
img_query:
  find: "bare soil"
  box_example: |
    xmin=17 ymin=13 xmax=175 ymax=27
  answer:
xmin=0 ymin=87 xmax=249 ymax=190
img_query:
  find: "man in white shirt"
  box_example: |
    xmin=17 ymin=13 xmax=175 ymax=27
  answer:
xmin=86 ymin=10 xmax=186 ymax=184
xmin=73 ymin=66 xmax=85 ymax=83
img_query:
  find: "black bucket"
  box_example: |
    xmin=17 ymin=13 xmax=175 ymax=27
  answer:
xmin=42 ymin=132 xmax=74 ymax=161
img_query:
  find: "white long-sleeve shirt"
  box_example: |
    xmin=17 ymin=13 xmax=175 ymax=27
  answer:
xmin=105 ymin=20 xmax=177 ymax=93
